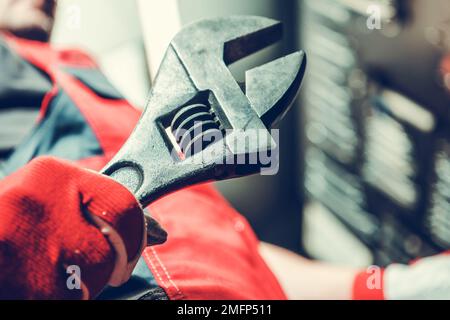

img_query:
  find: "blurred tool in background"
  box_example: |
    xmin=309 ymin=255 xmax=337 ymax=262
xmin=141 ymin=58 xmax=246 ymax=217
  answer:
xmin=49 ymin=0 xmax=450 ymax=266
xmin=301 ymin=0 xmax=450 ymax=267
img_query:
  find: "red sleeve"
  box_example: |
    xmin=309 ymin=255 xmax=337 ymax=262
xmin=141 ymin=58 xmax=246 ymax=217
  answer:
xmin=352 ymin=267 xmax=385 ymax=300
xmin=352 ymin=251 xmax=450 ymax=300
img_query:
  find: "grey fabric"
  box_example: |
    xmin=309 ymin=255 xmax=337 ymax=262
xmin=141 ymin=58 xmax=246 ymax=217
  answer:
xmin=0 ymin=37 xmax=51 ymax=152
xmin=64 ymin=67 xmax=124 ymax=100
xmin=0 ymin=108 xmax=39 ymax=151
xmin=98 ymin=257 xmax=169 ymax=300
xmin=138 ymin=287 xmax=170 ymax=300
xmin=1 ymin=91 xmax=104 ymax=176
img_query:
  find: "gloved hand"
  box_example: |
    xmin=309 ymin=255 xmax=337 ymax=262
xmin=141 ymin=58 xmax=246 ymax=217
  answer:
xmin=0 ymin=156 xmax=149 ymax=299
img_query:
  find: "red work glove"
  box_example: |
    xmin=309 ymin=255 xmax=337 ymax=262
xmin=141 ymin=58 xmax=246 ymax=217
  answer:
xmin=0 ymin=156 xmax=147 ymax=299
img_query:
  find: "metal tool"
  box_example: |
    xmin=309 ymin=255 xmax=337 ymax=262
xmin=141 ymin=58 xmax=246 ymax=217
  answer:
xmin=101 ymin=15 xmax=306 ymax=208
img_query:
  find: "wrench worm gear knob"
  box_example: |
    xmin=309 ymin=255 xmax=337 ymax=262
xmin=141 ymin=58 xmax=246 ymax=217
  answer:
xmin=101 ymin=16 xmax=306 ymax=207
xmin=170 ymin=103 xmax=222 ymax=157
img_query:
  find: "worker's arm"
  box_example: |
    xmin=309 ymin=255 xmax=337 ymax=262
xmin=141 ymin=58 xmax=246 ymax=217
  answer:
xmin=0 ymin=156 xmax=153 ymax=299
xmin=259 ymin=242 xmax=450 ymax=300
xmin=259 ymin=242 xmax=358 ymax=300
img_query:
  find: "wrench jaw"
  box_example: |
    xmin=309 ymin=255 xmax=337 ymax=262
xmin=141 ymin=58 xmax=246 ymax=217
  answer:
xmin=221 ymin=17 xmax=283 ymax=65
xmin=172 ymin=15 xmax=283 ymax=65
xmin=246 ymin=51 xmax=307 ymax=128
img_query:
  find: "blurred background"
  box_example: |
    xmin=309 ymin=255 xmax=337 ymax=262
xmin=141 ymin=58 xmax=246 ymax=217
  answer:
xmin=50 ymin=0 xmax=450 ymax=266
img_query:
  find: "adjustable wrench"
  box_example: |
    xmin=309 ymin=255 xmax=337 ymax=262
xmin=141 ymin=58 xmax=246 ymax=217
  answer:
xmin=101 ymin=15 xmax=306 ymax=208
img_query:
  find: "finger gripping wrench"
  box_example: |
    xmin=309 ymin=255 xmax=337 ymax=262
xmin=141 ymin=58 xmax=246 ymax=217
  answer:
xmin=101 ymin=15 xmax=307 ymax=208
